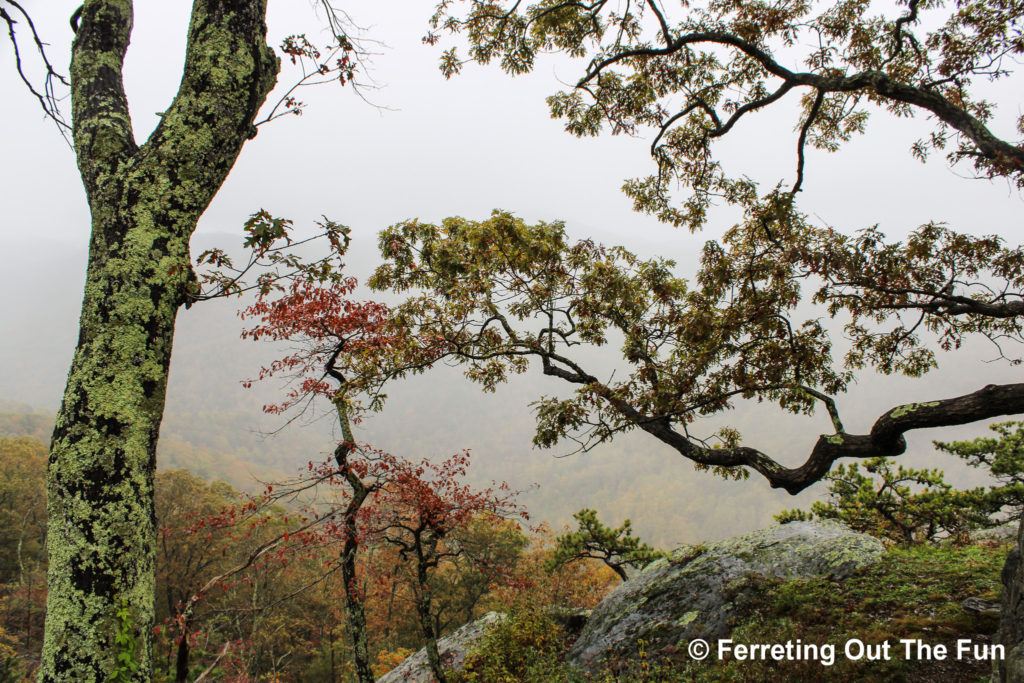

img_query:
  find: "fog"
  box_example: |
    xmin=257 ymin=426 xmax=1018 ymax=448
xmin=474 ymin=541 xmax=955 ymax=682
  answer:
xmin=2 ymin=1 xmax=1022 ymax=543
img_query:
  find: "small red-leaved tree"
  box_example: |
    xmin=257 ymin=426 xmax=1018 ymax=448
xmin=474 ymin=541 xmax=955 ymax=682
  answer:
xmin=236 ymin=236 xmax=396 ymax=683
xmin=167 ymin=222 xmax=399 ymax=681
xmin=218 ymin=232 xmax=525 ymax=682
xmin=286 ymin=445 xmax=395 ymax=683
xmin=370 ymin=452 xmax=525 ymax=683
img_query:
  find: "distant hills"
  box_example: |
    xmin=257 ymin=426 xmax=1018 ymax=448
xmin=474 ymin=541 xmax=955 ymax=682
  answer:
xmin=1 ymin=235 xmax=1013 ymax=547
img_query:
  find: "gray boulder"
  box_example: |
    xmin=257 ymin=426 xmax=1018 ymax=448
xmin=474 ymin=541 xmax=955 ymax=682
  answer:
xmin=376 ymin=611 xmax=505 ymax=683
xmin=995 ymin=519 xmax=1024 ymax=682
xmin=567 ymin=520 xmax=884 ymax=672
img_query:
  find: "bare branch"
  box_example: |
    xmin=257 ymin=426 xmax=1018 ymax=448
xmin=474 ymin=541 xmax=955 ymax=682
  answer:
xmin=2 ymin=0 xmax=72 ymax=143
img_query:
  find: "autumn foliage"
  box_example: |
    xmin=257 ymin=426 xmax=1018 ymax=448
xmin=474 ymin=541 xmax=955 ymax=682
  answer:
xmin=185 ymin=230 xmax=532 ymax=681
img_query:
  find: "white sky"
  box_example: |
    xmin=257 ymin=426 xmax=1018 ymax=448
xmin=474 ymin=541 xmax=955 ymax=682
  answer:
xmin=3 ymin=1 xmax=1022 ymax=426
xmin=2 ymin=0 xmax=1023 ymax=540
xmin=4 ymin=1 xmax=1021 ymax=259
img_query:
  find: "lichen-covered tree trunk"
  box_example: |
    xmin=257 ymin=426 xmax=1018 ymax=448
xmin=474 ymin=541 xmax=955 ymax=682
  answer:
xmin=41 ymin=1 xmax=278 ymax=679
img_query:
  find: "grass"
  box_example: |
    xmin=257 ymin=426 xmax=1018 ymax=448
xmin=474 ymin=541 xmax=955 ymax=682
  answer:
xmin=682 ymin=540 xmax=1007 ymax=682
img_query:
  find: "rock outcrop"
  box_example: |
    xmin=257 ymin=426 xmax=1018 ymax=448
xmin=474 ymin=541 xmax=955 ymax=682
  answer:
xmin=376 ymin=611 xmax=505 ymax=683
xmin=995 ymin=519 xmax=1024 ymax=682
xmin=566 ymin=520 xmax=884 ymax=673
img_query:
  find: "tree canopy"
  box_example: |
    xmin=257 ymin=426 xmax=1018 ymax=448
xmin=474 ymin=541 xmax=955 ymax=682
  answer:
xmin=363 ymin=0 xmax=1024 ymax=495
xmin=547 ymin=508 xmax=662 ymax=580
xmin=365 ymin=210 xmax=1024 ymax=493
xmin=432 ymin=0 xmax=1023 ymax=227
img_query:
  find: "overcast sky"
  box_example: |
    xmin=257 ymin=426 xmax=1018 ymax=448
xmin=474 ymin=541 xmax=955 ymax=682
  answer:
xmin=2 ymin=0 xmax=1023 ymax=540
xmin=3 ymin=1 xmax=1021 ymax=412
xmin=3 ymin=1 xmax=1021 ymax=260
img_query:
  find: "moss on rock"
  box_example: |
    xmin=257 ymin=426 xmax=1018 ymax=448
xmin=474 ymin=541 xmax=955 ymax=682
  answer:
xmin=566 ymin=521 xmax=883 ymax=673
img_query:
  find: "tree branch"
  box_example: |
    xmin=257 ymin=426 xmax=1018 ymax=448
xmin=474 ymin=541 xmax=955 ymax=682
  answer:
xmin=632 ymin=382 xmax=1024 ymax=494
xmin=69 ymin=0 xmax=137 ymax=189
xmin=130 ymin=0 xmax=279 ymax=222
xmin=792 ymin=89 xmax=824 ymax=194
xmin=2 ymin=0 xmax=72 ymax=141
xmin=583 ymin=30 xmax=1024 ymax=174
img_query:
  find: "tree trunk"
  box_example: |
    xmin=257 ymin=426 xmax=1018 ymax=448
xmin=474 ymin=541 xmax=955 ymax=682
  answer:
xmin=25 ymin=569 xmax=34 ymax=652
xmin=329 ymin=399 xmax=376 ymax=681
xmin=40 ymin=1 xmax=278 ymax=680
xmin=174 ymin=617 xmax=191 ymax=683
xmin=340 ymin=531 xmax=373 ymax=683
xmin=415 ymin=545 xmax=446 ymax=683
xmin=334 ymin=411 xmax=375 ymax=683
xmin=605 ymin=559 xmax=629 ymax=582
xmin=328 ymin=625 xmax=336 ymax=683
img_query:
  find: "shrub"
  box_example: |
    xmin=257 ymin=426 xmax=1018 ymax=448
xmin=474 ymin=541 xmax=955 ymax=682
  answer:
xmin=775 ymin=457 xmax=987 ymax=544
xmin=453 ymin=608 xmax=572 ymax=682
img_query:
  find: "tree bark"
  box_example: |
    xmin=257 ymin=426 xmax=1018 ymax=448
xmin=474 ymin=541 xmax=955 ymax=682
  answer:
xmin=604 ymin=559 xmax=628 ymax=582
xmin=41 ymin=1 xmax=278 ymax=679
xmin=173 ymin=615 xmax=191 ymax=683
xmin=334 ymin=403 xmax=376 ymax=683
xmin=553 ymin=358 xmax=1024 ymax=495
xmin=415 ymin=539 xmax=446 ymax=683
xmin=340 ymin=496 xmax=373 ymax=683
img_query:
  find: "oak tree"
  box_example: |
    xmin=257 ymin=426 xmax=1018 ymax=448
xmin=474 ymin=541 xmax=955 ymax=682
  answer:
xmin=368 ymin=208 xmax=1024 ymax=494
xmin=371 ymin=452 xmax=524 ymax=683
xmin=373 ymin=0 xmax=1024 ymax=492
xmin=431 ymin=0 xmax=1023 ymax=212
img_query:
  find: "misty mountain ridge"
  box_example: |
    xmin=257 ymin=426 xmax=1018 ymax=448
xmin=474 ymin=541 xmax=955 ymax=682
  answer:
xmin=1 ymin=233 xmax=1014 ymax=546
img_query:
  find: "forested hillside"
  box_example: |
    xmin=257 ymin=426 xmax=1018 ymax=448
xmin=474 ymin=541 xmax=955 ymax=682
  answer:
xmin=0 ymin=434 xmax=626 ymax=680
